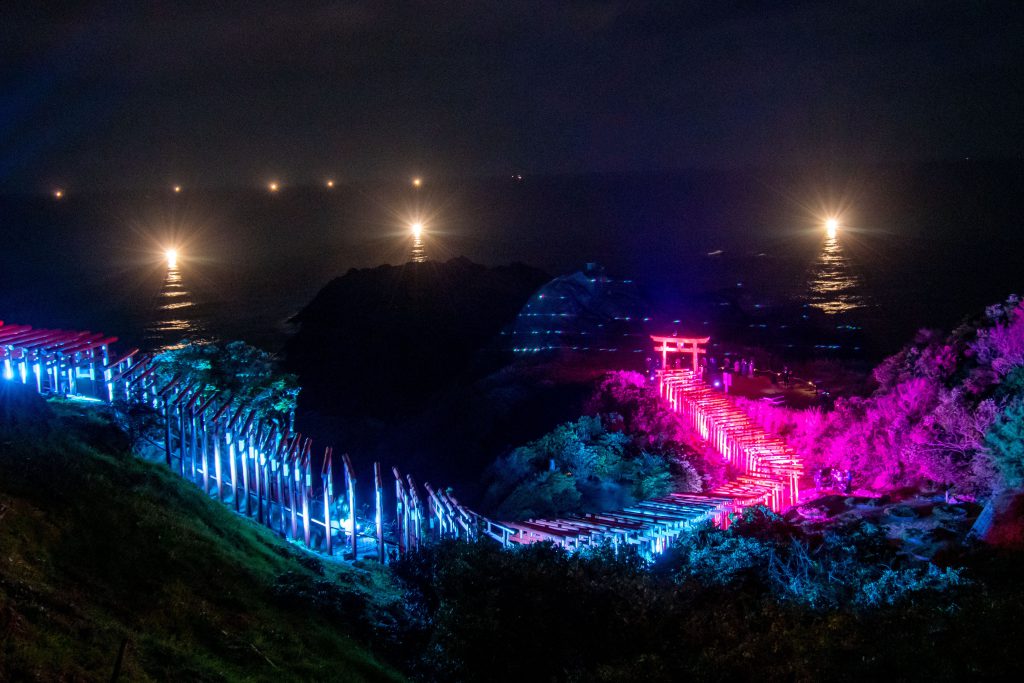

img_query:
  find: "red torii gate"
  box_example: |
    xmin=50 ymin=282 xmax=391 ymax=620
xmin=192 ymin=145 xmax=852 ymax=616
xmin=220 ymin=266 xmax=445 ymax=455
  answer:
xmin=651 ymin=335 xmax=709 ymax=373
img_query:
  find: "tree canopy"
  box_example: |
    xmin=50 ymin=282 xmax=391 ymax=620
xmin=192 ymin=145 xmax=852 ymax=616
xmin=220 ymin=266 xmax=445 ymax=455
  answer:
xmin=151 ymin=341 xmax=300 ymax=429
xmin=482 ymin=374 xmax=710 ymax=519
xmin=738 ymin=296 xmax=1024 ymax=496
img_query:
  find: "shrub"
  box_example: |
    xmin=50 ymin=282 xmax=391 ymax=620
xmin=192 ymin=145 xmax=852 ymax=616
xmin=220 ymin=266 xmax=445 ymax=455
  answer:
xmin=987 ymin=398 xmax=1024 ymax=488
xmin=483 ymin=414 xmax=678 ymax=519
xmin=737 ymin=296 xmax=1024 ymax=497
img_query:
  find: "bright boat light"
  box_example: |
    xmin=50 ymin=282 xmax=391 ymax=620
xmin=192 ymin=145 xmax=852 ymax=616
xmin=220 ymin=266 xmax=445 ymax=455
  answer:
xmin=825 ymin=218 xmax=839 ymax=238
xmin=165 ymin=248 xmax=178 ymax=268
xmin=411 ymin=222 xmax=423 ymax=238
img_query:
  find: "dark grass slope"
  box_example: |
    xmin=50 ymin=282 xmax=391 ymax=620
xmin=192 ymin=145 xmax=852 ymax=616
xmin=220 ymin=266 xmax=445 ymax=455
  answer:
xmin=0 ymin=384 xmax=402 ymax=682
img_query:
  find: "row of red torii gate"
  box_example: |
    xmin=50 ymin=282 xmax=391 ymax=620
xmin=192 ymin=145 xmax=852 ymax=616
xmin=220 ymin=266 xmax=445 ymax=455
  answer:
xmin=1 ymin=320 xmax=804 ymax=560
xmin=499 ymin=336 xmax=805 ymax=554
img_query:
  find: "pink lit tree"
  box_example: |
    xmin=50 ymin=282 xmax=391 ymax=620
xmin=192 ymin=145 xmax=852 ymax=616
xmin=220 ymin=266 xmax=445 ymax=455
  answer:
xmin=739 ymin=296 xmax=1024 ymax=496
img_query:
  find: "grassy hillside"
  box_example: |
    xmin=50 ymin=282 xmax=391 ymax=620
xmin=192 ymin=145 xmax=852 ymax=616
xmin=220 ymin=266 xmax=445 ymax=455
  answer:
xmin=0 ymin=385 xmax=403 ymax=682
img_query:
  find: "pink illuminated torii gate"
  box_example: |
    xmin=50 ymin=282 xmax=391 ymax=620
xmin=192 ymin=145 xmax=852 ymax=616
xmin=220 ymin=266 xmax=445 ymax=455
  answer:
xmin=501 ymin=336 xmax=808 ymax=553
xmin=651 ymin=335 xmax=709 ymax=373
xmin=485 ymin=334 xmax=808 ymax=555
xmin=649 ymin=332 xmax=805 ymax=513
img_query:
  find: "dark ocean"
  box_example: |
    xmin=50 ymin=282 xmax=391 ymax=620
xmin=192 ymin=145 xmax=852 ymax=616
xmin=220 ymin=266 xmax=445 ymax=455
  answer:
xmin=1 ymin=160 xmax=1022 ymax=360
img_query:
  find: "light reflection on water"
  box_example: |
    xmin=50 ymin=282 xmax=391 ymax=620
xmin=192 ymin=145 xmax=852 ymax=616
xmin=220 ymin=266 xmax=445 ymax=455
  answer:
xmin=806 ymin=234 xmax=865 ymax=314
xmin=145 ymin=264 xmax=206 ymax=350
xmin=410 ymin=234 xmax=426 ymax=263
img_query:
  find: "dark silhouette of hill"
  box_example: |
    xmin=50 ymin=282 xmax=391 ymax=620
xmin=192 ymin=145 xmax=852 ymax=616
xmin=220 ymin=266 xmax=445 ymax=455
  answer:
xmin=285 ymin=257 xmax=549 ymax=418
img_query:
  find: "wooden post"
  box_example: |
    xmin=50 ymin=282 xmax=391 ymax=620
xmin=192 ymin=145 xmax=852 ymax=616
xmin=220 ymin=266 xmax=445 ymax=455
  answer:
xmin=101 ymin=345 xmax=118 ymax=403
xmin=275 ymin=434 xmax=287 ymax=534
xmin=163 ymin=402 xmax=173 ymax=467
xmin=274 ymin=436 xmax=286 ymax=536
xmin=393 ymin=467 xmax=407 ymax=557
xmin=182 ymin=386 xmax=203 ymax=482
xmin=237 ymin=410 xmax=257 ymax=517
xmin=174 ymin=387 xmax=194 ymax=479
xmin=266 ymin=446 xmax=274 ymax=532
xmin=228 ymin=431 xmax=240 ymax=512
xmin=424 ymin=482 xmax=444 ymax=539
xmin=189 ymin=410 xmax=198 ymax=481
xmin=208 ymin=400 xmax=232 ymax=502
xmin=374 ymin=462 xmax=385 ymax=563
xmin=200 ymin=415 xmax=209 ymax=493
xmin=239 ymin=432 xmax=249 ymax=518
xmin=342 ymin=453 xmax=357 ymax=560
xmin=177 ymin=402 xmax=186 ymax=478
xmin=157 ymin=378 xmax=184 ymax=468
xmin=322 ymin=448 xmax=333 ymax=555
xmin=193 ymin=391 xmax=219 ymax=494
xmin=253 ymin=428 xmax=270 ymax=532
xmin=266 ymin=433 xmax=276 ymax=532
xmin=265 ymin=444 xmax=275 ymax=530
xmin=289 ymin=437 xmax=300 ymax=540
xmin=302 ymin=439 xmax=312 ymax=547
xmin=252 ymin=438 xmax=263 ymax=523
xmin=212 ymin=432 xmax=222 ymax=501
xmin=406 ymin=474 xmax=422 ymax=551
xmin=423 ymin=482 xmax=436 ymax=539
xmin=234 ymin=409 xmax=251 ymax=516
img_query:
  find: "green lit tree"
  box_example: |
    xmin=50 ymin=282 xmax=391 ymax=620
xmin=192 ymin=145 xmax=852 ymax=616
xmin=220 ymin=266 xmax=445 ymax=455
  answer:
xmin=152 ymin=341 xmax=300 ymax=430
xmin=484 ymin=414 xmax=676 ymax=519
xmin=986 ymin=398 xmax=1024 ymax=488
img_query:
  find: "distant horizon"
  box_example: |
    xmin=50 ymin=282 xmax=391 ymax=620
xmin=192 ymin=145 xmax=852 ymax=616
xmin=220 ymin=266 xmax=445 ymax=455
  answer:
xmin=8 ymin=155 xmax=1023 ymax=197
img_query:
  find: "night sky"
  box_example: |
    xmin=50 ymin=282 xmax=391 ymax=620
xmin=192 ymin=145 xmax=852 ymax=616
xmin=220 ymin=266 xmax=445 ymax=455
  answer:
xmin=2 ymin=1 xmax=1022 ymax=191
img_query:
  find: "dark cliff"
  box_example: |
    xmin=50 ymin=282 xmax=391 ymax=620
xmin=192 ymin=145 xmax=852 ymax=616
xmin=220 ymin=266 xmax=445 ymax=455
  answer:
xmin=285 ymin=257 xmax=549 ymax=418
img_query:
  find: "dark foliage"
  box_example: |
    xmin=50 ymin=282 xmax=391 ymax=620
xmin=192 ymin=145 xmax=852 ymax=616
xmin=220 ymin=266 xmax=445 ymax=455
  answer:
xmin=482 ymin=412 xmax=701 ymax=520
xmin=392 ymin=513 xmax=1024 ymax=682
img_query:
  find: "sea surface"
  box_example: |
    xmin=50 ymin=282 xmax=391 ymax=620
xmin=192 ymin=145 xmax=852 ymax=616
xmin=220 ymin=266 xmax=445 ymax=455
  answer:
xmin=1 ymin=160 xmax=1022 ymax=360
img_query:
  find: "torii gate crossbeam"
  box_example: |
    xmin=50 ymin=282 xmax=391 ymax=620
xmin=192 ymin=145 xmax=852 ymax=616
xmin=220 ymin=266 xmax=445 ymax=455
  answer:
xmin=650 ymin=335 xmax=710 ymax=373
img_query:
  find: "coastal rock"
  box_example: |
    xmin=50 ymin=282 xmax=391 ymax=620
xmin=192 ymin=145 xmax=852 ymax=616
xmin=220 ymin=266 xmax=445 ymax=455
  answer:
xmin=285 ymin=257 xmax=549 ymax=417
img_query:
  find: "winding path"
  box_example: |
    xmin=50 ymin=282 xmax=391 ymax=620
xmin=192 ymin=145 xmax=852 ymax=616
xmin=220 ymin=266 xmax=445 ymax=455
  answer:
xmin=2 ymin=321 xmax=803 ymax=561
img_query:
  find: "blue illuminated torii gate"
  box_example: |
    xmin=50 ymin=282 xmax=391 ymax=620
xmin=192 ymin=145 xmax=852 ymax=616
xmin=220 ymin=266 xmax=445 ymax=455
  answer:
xmin=1 ymin=317 xmax=490 ymax=562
